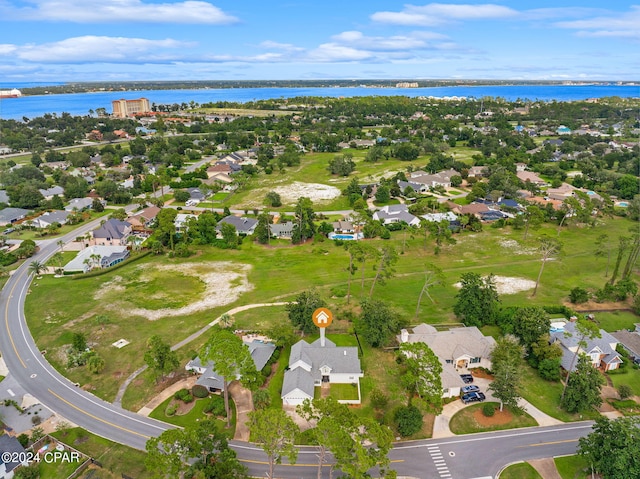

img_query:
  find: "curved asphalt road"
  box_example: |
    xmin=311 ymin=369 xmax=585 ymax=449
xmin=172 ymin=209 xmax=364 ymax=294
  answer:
xmin=0 ymin=214 xmax=596 ymax=478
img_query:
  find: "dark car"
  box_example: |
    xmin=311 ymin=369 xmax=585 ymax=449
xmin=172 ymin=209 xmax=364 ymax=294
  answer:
xmin=461 ymin=385 xmax=480 ymax=394
xmin=460 ymin=374 xmax=474 ymax=384
xmin=462 ymin=392 xmax=486 ymax=404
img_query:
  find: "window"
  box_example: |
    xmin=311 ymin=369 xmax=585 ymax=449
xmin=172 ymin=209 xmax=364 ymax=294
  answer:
xmin=445 ymin=359 xmax=453 ymax=364
xmin=470 ymin=357 xmax=481 ymax=364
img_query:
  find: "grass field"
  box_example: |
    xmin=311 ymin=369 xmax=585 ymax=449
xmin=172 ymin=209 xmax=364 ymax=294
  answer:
xmin=554 ymin=455 xmax=591 ymax=479
xmin=50 ymin=427 xmax=150 ymax=478
xmin=499 ymin=462 xmax=542 ymax=479
xmin=449 ymin=402 xmax=537 ymax=434
xmin=23 ymin=215 xmax=639 ymax=406
xmin=149 ymin=396 xmax=235 ymax=433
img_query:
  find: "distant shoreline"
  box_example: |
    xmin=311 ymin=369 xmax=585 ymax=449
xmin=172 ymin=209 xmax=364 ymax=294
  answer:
xmin=14 ymin=80 xmax=639 ymax=96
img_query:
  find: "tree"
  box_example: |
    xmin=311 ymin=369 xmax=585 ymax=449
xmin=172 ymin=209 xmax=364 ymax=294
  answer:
xmin=375 ymin=184 xmax=390 ymax=203
xmin=560 ymin=319 xmax=601 ymax=403
xmin=87 ymin=353 xmax=105 ymax=374
xmin=398 ymin=342 xmax=443 ymax=413
xmin=453 ymin=272 xmax=500 ymax=327
xmin=521 ymin=205 xmax=544 ymax=240
xmin=415 ymin=264 xmax=444 ymax=319
xmin=594 ymin=233 xmax=611 ymax=277
xmin=512 ymin=306 xmax=550 ymax=352
xmin=219 ymin=222 xmax=239 ymax=248
xmin=266 ymin=322 xmax=298 ymax=349
xmin=28 ymin=260 xmax=46 ymax=276
xmin=254 ymin=212 xmax=271 ymax=245
xmin=369 ymin=245 xmax=398 ymax=297
xmin=111 ymin=208 xmax=127 ymax=221
xmin=358 ymin=298 xmax=400 ymax=348
xmin=144 ymin=335 xmax=179 ymax=383
xmin=394 ymin=405 xmax=423 ymax=437
xmin=578 ymin=416 xmax=640 ymax=479
xmin=200 ymin=329 xmax=258 ymax=427
xmin=286 ymin=289 xmax=326 ymax=334
xmin=609 ymin=235 xmax=631 ymax=285
xmin=489 ymin=335 xmax=525 ymax=412
xmin=328 ymin=153 xmax=355 ymax=176
xmin=532 ymin=236 xmax=561 ymax=297
xmin=248 ymin=408 xmax=299 ymax=479
xmin=264 ymin=191 xmax=282 ymax=207
xmin=155 ymin=208 xmax=177 ymax=250
xmin=292 ymin=196 xmax=315 ymax=244
xmin=561 ymin=353 xmax=605 ymax=413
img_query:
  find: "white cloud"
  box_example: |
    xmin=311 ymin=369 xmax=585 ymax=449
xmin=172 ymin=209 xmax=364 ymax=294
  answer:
xmin=258 ymin=41 xmax=304 ymax=52
xmin=2 ymin=0 xmax=238 ymax=24
xmin=555 ymin=6 xmax=640 ymax=39
xmin=330 ymin=30 xmax=444 ymax=51
xmin=0 ymin=44 xmax=18 ymax=55
xmin=306 ymin=43 xmax=374 ymax=63
xmin=372 ymin=3 xmax=517 ymax=26
xmin=12 ymin=36 xmax=193 ymax=63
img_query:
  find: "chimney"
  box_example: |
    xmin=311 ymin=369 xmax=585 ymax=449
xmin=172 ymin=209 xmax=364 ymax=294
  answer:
xmin=400 ymin=329 xmax=409 ymax=343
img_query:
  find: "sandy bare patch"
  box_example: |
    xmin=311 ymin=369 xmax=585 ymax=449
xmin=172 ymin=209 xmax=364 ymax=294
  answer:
xmin=97 ymin=262 xmax=254 ymax=321
xmin=498 ymin=239 xmax=537 ymax=255
xmin=454 ymin=275 xmax=536 ymax=295
xmin=272 ymin=182 xmax=341 ymax=203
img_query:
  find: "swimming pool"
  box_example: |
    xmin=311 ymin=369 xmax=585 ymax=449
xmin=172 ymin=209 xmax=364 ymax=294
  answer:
xmin=617 ymin=202 xmax=629 ymax=207
xmin=328 ymin=233 xmax=364 ymax=240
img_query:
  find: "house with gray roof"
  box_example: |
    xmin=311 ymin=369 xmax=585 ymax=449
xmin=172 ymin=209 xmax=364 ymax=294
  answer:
xmin=0 ymin=434 xmax=28 ymax=479
xmin=92 ymin=218 xmax=132 ymax=246
xmin=281 ymin=338 xmax=363 ymax=406
xmin=551 ymin=321 xmax=622 ymax=372
xmin=372 ymin=204 xmax=420 ymax=227
xmin=185 ymin=340 xmax=276 ymax=392
xmin=612 ymin=325 xmax=640 ymax=363
xmin=0 ymin=207 xmax=30 ymax=226
xmin=38 ymin=185 xmax=64 ymax=200
xmin=398 ymin=179 xmax=429 ymax=194
xmin=63 ymin=245 xmax=129 ymax=273
xmin=65 ymin=197 xmax=94 ymax=212
xmin=399 ymin=324 xmax=496 ymax=398
xmin=216 ymin=215 xmax=258 ymax=235
xmin=269 ymin=221 xmax=294 ymax=239
xmin=32 ymin=210 xmax=71 ymax=228
xmin=0 ymin=190 xmax=10 ymax=204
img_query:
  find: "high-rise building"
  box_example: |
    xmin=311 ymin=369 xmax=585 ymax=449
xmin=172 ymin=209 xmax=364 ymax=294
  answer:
xmin=111 ymin=98 xmax=150 ymax=118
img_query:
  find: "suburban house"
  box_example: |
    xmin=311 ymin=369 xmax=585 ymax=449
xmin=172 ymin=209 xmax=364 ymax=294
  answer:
xmin=32 ymin=210 xmax=71 ymax=228
xmin=187 ymin=187 xmax=207 ymax=202
xmin=550 ymin=321 xmax=622 ymax=372
xmin=398 ymin=324 xmax=496 ymax=398
xmin=373 ymin=204 xmax=420 ymax=226
xmin=332 ymin=220 xmax=356 ymax=234
xmin=216 ymin=216 xmax=258 ymax=236
xmin=421 ymin=211 xmax=458 ymax=224
xmin=516 ymin=170 xmax=547 ymax=186
xmin=447 ymin=202 xmax=490 ymax=218
xmin=408 ymin=168 xmax=460 ymax=189
xmin=0 ymin=434 xmax=28 ymax=479
xmin=174 ymin=213 xmax=197 ymax=234
xmin=281 ymin=337 xmax=364 ymax=406
xmin=0 ymin=208 xmax=30 ymax=226
xmin=127 ymin=205 xmax=161 ymax=233
xmin=92 ymin=219 xmax=132 ymax=246
xmin=546 ymin=183 xmax=577 ymax=201
xmin=65 ymin=197 xmax=94 ymax=212
xmin=269 ymin=221 xmax=294 ymax=239
xmin=38 ymin=185 xmax=64 ymax=200
xmin=397 ymin=179 xmax=429 ymax=194
xmin=63 ymin=245 xmax=130 ymax=273
xmin=185 ymin=339 xmax=276 ymax=392
xmin=467 ymin=166 xmax=487 ymax=178
xmin=612 ymin=324 xmax=640 ymax=363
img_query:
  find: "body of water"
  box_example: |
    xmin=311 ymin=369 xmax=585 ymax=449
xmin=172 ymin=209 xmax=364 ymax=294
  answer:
xmin=0 ymin=84 xmax=639 ymax=121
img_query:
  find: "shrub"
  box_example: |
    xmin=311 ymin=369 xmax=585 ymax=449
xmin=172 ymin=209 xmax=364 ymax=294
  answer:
xmin=330 ymin=286 xmax=347 ymax=298
xmin=369 ymin=389 xmax=389 ymax=410
xmin=618 ymin=384 xmax=633 ymax=400
xmin=394 ymin=405 xmax=423 ymax=437
xmin=253 ymin=389 xmax=271 ymax=410
xmin=569 ymin=287 xmax=590 ymax=304
xmin=166 ymin=403 xmax=178 ymax=416
xmin=261 ymin=364 xmax=272 ymax=377
xmin=17 ymin=433 xmax=29 ymax=448
xmin=538 ymin=358 xmax=561 ymax=381
xmin=204 ymin=395 xmax=226 ymax=417
xmin=482 ymin=403 xmax=496 ymax=417
xmin=192 ymin=384 xmax=209 ymax=399
xmin=174 ymin=388 xmax=193 ymax=403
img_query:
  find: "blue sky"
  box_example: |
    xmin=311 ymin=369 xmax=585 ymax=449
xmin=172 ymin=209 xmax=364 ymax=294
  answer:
xmin=1 ymin=1 xmax=639 ymax=82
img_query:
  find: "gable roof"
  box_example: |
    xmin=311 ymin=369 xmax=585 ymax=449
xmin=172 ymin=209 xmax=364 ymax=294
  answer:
xmin=34 ymin=210 xmax=71 ymax=226
xmin=129 ymin=205 xmax=161 ymax=225
xmin=400 ymin=324 xmax=496 ymax=361
xmin=0 ymin=434 xmax=25 ymax=473
xmin=93 ymin=218 xmax=131 ymax=239
xmin=0 ymin=207 xmax=30 ymax=224
xmin=550 ymin=321 xmax=620 ymax=371
xmin=611 ymin=330 xmax=640 ymax=357
xmin=217 ymin=215 xmax=258 ymax=234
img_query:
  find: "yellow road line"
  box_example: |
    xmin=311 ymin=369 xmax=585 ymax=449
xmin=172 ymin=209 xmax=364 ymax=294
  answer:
xmin=520 ymin=439 xmax=578 ymax=448
xmin=48 ymin=389 xmax=150 ymax=439
xmin=5 ymin=269 xmax=27 ymax=368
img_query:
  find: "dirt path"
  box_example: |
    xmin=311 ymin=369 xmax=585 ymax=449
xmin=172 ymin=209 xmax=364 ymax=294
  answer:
xmin=137 ymin=376 xmax=197 ymax=416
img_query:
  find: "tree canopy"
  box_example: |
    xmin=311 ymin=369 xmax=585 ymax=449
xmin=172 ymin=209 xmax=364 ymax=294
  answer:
xmin=453 ymin=272 xmax=500 ymax=327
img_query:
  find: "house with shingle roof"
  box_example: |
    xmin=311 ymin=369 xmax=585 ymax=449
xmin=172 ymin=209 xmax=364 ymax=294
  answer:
xmin=216 ymin=215 xmax=258 ymax=235
xmin=550 ymin=321 xmax=622 ymax=372
xmin=372 ymin=204 xmax=420 ymax=226
xmin=398 ymin=324 xmax=496 ymax=398
xmin=282 ymin=338 xmax=363 ymax=406
xmin=128 ymin=205 xmax=161 ymax=232
xmin=0 ymin=207 xmax=30 ymax=226
xmin=92 ymin=218 xmax=132 ymax=246
xmin=612 ymin=324 xmax=640 ymax=363
xmin=185 ymin=340 xmax=276 ymax=392
xmin=32 ymin=210 xmax=71 ymax=228
xmin=0 ymin=434 xmax=28 ymax=478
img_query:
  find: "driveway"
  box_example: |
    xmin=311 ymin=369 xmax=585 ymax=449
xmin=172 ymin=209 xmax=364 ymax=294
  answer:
xmin=229 ymin=381 xmax=253 ymax=441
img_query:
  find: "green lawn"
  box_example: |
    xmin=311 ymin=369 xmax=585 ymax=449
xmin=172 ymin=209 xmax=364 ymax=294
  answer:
xmin=50 ymin=427 xmax=150 ymax=478
xmin=609 ymin=367 xmax=640 ymax=397
xmin=7 ymin=210 xmax=110 ymax=241
xmin=39 ymin=454 xmax=84 ymax=479
xmin=148 ymin=396 xmax=234 ymax=434
xmin=499 ymin=462 xmax=542 ymax=479
xmin=555 ymin=455 xmax=591 ymax=479
xmin=519 ymin=365 xmax=600 ymax=422
xmin=449 ymin=402 xmax=537 ymax=434
xmin=23 ymin=216 xmax=639 ymax=406
xmin=591 ymin=310 xmax=640 ymax=332
xmin=313 ymin=383 xmax=360 ymax=401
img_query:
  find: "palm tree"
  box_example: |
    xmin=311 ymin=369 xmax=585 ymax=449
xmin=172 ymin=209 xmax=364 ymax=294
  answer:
xmin=28 ymin=260 xmax=46 ymax=277
xmin=56 ymin=240 xmax=64 ymax=252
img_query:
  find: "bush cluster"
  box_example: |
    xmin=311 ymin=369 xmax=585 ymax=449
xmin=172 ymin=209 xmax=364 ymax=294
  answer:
xmin=174 ymin=388 xmax=194 ymax=403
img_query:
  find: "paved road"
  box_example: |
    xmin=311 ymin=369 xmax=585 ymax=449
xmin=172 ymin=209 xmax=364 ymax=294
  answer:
xmin=0 ymin=211 xmax=597 ymax=478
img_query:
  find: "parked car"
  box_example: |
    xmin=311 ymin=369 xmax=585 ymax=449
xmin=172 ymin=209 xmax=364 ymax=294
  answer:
xmin=461 ymin=385 xmax=480 ymax=394
xmin=3 ymin=228 xmax=15 ymax=234
xmin=460 ymin=374 xmax=474 ymax=384
xmin=462 ymin=392 xmax=486 ymax=404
